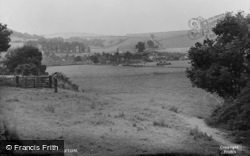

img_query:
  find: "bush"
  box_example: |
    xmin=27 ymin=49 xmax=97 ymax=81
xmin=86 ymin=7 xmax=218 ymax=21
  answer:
xmin=114 ymin=111 xmax=125 ymax=118
xmin=189 ymin=126 xmax=213 ymax=141
xmin=0 ymin=67 xmax=10 ymax=75
xmin=4 ymin=46 xmax=47 ymax=75
xmin=207 ymin=84 xmax=250 ymax=131
xmin=206 ymin=83 xmax=250 ymax=146
xmin=51 ymin=72 xmax=79 ymax=92
xmin=153 ymin=117 xmax=171 ymax=128
xmin=15 ymin=63 xmax=45 ymax=76
xmin=169 ymin=105 xmax=180 ymax=113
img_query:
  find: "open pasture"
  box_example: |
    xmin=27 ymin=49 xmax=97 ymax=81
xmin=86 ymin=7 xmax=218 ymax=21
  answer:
xmin=0 ymin=61 xmax=224 ymax=156
xmin=47 ymin=61 xmax=216 ymax=119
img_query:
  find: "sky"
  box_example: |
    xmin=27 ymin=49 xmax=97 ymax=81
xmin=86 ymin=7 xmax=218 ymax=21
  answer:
xmin=0 ymin=0 xmax=250 ymax=35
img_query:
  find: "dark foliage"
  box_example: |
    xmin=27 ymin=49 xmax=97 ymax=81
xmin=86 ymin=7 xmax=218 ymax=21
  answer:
xmin=135 ymin=42 xmax=146 ymax=52
xmin=0 ymin=67 xmax=10 ymax=75
xmin=15 ymin=63 xmax=45 ymax=76
xmin=74 ymin=56 xmax=82 ymax=62
xmin=187 ymin=12 xmax=250 ymax=98
xmin=206 ymin=83 xmax=250 ymax=146
xmin=147 ymin=40 xmax=155 ymax=48
xmin=4 ymin=45 xmax=47 ymax=75
xmin=124 ymin=51 xmax=132 ymax=64
xmin=0 ymin=23 xmax=12 ymax=52
xmin=51 ymin=72 xmax=79 ymax=92
xmin=208 ymin=83 xmax=250 ymax=129
xmin=188 ymin=11 xmax=250 ymax=147
xmin=89 ymin=55 xmax=99 ymax=64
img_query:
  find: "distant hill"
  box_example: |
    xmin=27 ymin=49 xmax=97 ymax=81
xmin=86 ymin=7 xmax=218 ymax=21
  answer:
xmin=9 ymin=30 xmax=44 ymax=49
xmin=46 ymin=30 xmax=206 ymax=53
xmin=11 ymin=30 xmax=44 ymax=41
xmin=9 ymin=29 xmax=208 ymax=53
xmin=43 ymin=32 xmax=110 ymax=39
xmin=101 ymin=30 xmax=206 ymax=53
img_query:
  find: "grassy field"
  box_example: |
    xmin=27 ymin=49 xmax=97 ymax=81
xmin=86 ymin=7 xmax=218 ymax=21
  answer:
xmin=46 ymin=61 xmax=217 ymax=119
xmin=2 ymin=61 xmax=240 ymax=156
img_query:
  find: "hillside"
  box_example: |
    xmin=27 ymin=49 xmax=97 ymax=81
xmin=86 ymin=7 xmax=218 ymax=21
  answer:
xmin=43 ymin=32 xmax=110 ymax=39
xmin=42 ymin=30 xmax=207 ymax=53
xmin=9 ymin=30 xmax=44 ymax=49
xmin=9 ymin=29 xmax=207 ymax=53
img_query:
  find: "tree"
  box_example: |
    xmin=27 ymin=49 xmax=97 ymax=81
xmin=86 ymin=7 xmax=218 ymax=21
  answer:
xmin=0 ymin=23 xmax=12 ymax=52
xmin=142 ymin=52 xmax=149 ymax=65
xmin=124 ymin=51 xmax=132 ymax=64
xmin=135 ymin=42 xmax=145 ymax=52
xmin=74 ymin=56 xmax=82 ymax=62
xmin=15 ymin=63 xmax=42 ymax=76
xmin=98 ymin=52 xmax=109 ymax=64
xmin=4 ymin=45 xmax=46 ymax=75
xmin=132 ymin=53 xmax=142 ymax=60
xmin=114 ymin=51 xmax=121 ymax=64
xmin=186 ymin=12 xmax=250 ymax=98
xmin=147 ymin=40 xmax=155 ymax=48
xmin=89 ymin=55 xmax=99 ymax=64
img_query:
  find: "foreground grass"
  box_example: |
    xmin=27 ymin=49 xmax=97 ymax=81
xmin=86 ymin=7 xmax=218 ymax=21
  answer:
xmin=0 ymin=87 xmax=219 ymax=156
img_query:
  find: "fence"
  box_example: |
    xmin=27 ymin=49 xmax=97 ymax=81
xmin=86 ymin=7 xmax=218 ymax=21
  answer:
xmin=0 ymin=75 xmax=16 ymax=87
xmin=0 ymin=75 xmax=58 ymax=92
xmin=15 ymin=75 xmax=53 ymax=88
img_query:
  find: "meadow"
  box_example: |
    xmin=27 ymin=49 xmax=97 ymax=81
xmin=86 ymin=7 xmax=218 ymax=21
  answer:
xmin=1 ymin=60 xmax=232 ymax=156
xmin=47 ymin=61 xmax=218 ymax=119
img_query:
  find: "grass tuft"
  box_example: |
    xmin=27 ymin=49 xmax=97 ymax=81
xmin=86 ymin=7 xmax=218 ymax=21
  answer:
xmin=6 ymin=96 xmax=20 ymax=102
xmin=153 ymin=117 xmax=171 ymax=128
xmin=114 ymin=111 xmax=126 ymax=119
xmin=169 ymin=105 xmax=180 ymax=113
xmin=189 ymin=126 xmax=213 ymax=141
xmin=45 ymin=103 xmax=55 ymax=113
xmin=90 ymin=102 xmax=96 ymax=109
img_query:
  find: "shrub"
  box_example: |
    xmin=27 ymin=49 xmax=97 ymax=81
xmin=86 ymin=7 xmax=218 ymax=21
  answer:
xmin=169 ymin=105 xmax=179 ymax=113
xmin=51 ymin=72 xmax=79 ymax=92
xmin=153 ymin=117 xmax=171 ymax=128
xmin=15 ymin=63 xmax=42 ymax=76
xmin=0 ymin=67 xmax=10 ymax=75
xmin=206 ymin=83 xmax=250 ymax=146
xmin=4 ymin=46 xmax=47 ymax=75
xmin=115 ymin=111 xmax=125 ymax=118
xmin=207 ymin=84 xmax=250 ymax=131
xmin=189 ymin=126 xmax=213 ymax=141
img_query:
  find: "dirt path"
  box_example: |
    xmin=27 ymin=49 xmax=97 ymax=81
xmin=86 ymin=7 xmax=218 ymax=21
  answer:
xmin=198 ymin=93 xmax=250 ymax=154
xmin=177 ymin=112 xmax=250 ymax=155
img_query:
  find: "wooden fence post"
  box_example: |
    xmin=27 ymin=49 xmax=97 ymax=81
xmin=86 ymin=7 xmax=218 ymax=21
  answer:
xmin=49 ymin=75 xmax=52 ymax=88
xmin=16 ymin=76 xmax=19 ymax=87
xmin=54 ymin=77 xmax=58 ymax=93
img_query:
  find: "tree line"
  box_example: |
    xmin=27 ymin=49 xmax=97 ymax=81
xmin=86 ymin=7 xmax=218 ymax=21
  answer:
xmin=87 ymin=51 xmax=149 ymax=65
xmin=25 ymin=37 xmax=90 ymax=56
